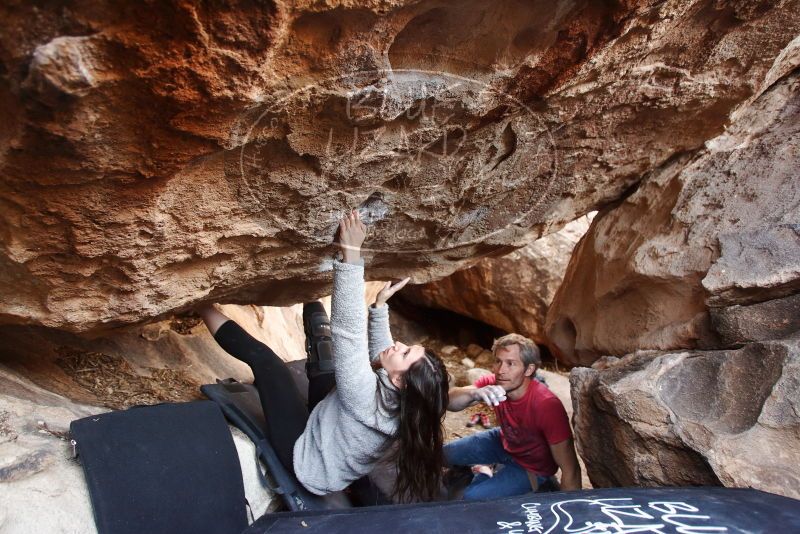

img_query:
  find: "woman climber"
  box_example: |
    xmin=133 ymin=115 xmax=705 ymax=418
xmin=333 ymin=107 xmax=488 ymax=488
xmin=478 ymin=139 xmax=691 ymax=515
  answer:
xmin=199 ymin=209 xmax=450 ymax=503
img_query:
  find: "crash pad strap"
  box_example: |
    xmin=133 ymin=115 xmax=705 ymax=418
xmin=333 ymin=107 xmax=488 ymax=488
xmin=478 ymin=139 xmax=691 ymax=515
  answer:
xmin=70 ymin=401 xmax=248 ymax=534
xmin=201 ymin=380 xmax=354 ymax=512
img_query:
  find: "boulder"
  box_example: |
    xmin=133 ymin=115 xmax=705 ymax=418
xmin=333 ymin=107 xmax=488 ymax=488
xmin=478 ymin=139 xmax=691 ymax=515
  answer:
xmin=710 ymin=292 xmax=800 ymax=347
xmin=402 ymin=216 xmax=592 ymax=343
xmin=547 ymin=63 xmax=800 ymax=366
xmin=465 ymin=344 xmax=485 ymax=359
xmin=439 ymin=346 xmax=459 ymax=357
xmin=703 ymin=225 xmax=800 ymax=306
xmin=570 ymin=339 xmax=800 ymax=498
xmin=0 ymin=303 xmax=307 ymax=408
xmin=474 ymin=350 xmax=495 ymax=369
xmin=2 ymin=1 xmax=799 ymax=332
xmin=559 ymin=61 xmax=800 ymax=500
xmin=466 ymin=367 xmax=493 ymax=385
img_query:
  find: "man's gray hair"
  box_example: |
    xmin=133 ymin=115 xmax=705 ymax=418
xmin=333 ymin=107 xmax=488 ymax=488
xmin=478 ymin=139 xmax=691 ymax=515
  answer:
xmin=492 ymin=333 xmax=541 ymax=369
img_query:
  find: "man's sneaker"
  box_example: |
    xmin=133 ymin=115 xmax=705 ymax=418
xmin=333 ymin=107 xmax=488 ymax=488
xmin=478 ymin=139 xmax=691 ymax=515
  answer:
xmin=479 ymin=413 xmax=492 ymax=428
xmin=466 ymin=413 xmax=481 ymax=428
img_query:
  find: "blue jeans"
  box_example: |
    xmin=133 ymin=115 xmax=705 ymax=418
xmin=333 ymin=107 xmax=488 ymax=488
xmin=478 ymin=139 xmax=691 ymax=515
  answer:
xmin=444 ymin=428 xmax=558 ymax=501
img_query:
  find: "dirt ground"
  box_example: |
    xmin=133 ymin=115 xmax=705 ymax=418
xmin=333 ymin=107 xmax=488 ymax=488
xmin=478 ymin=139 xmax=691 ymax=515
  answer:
xmin=55 ymin=347 xmax=203 ymax=410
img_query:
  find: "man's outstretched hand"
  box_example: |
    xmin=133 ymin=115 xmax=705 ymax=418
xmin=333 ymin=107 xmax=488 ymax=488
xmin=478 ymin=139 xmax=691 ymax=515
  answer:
xmin=473 ymin=385 xmax=507 ymax=407
xmin=338 ymin=209 xmax=366 ymax=264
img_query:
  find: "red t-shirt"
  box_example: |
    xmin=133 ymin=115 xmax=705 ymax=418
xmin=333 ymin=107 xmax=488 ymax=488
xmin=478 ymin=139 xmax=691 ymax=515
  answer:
xmin=474 ymin=374 xmax=572 ymax=476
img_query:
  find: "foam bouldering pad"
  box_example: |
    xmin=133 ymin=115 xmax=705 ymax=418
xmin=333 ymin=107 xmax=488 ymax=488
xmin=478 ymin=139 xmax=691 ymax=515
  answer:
xmin=70 ymin=401 xmax=247 ymax=534
xmin=242 ymin=486 xmax=800 ymax=533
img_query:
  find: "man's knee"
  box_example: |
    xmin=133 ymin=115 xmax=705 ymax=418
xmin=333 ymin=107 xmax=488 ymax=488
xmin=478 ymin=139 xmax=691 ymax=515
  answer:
xmin=443 ymin=435 xmax=478 ymax=466
xmin=444 ymin=429 xmax=503 ymax=467
xmin=443 ymin=440 xmax=460 ymax=466
xmin=462 ymin=485 xmax=481 ymax=501
xmin=462 ymin=478 xmax=492 ymax=501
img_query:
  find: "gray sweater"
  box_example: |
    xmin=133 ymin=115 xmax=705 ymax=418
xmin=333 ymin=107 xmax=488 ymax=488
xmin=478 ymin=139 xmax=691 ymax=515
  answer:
xmin=292 ymin=259 xmax=399 ymax=495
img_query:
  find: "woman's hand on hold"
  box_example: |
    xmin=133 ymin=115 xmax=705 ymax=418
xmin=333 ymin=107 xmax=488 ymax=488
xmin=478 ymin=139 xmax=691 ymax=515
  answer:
xmin=338 ymin=209 xmax=367 ymax=264
xmin=374 ymin=277 xmax=411 ymax=307
xmin=473 ymin=385 xmax=507 ymax=407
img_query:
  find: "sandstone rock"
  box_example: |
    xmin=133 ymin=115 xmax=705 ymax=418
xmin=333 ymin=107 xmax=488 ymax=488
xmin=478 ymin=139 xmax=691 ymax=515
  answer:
xmin=2 ymin=1 xmax=799 ymax=332
xmin=0 ymin=284 xmax=394 ymax=409
xmin=0 ymin=305 xmax=281 ymax=408
xmin=465 ymin=344 xmax=485 ymax=359
xmin=402 ymin=216 xmax=592 ymax=343
xmin=703 ymin=225 xmax=800 ymax=307
xmin=570 ymin=339 xmax=800 ymax=499
xmin=553 ymin=61 xmax=800 ymax=497
xmin=474 ymin=350 xmax=494 ymax=369
xmin=439 ymin=345 xmax=459 ymax=357
xmin=466 ymin=367 xmax=493 ymax=385
xmin=711 ymin=293 xmax=800 ymax=347
xmin=547 ymin=67 xmax=800 ymax=366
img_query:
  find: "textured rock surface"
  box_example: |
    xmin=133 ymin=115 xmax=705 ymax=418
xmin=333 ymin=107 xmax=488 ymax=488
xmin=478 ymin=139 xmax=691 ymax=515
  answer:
xmin=401 ymin=214 xmax=592 ymax=343
xmin=570 ymin=339 xmax=800 ymax=498
xmin=2 ymin=1 xmax=799 ymax=332
xmin=0 ymin=286 xmax=395 ymax=409
xmin=547 ymin=66 xmax=800 ymax=366
xmin=561 ymin=59 xmax=800 ymax=499
xmin=710 ymin=293 xmax=800 ymax=347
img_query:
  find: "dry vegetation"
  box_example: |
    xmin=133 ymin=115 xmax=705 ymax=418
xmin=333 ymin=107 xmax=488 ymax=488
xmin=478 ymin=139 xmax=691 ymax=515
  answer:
xmin=56 ymin=347 xmax=203 ymax=410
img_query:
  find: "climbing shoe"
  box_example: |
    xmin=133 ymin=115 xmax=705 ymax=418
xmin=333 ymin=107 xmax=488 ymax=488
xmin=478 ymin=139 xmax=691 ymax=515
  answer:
xmin=303 ymin=302 xmax=334 ymax=379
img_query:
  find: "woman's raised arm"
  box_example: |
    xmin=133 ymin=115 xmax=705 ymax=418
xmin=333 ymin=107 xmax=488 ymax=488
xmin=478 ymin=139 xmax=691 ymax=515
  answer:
xmin=330 ymin=210 xmax=379 ymax=414
xmin=367 ymin=278 xmax=409 ymax=362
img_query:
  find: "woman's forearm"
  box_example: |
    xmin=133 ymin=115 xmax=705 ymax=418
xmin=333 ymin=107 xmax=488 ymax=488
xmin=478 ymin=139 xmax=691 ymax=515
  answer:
xmin=341 ymin=247 xmax=361 ymax=264
xmin=330 ymin=260 xmax=377 ymax=411
xmin=368 ymin=304 xmax=393 ymax=363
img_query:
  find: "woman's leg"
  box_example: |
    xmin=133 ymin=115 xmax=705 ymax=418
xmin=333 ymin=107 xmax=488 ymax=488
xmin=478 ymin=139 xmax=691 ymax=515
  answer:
xmin=212 ymin=319 xmax=309 ymax=473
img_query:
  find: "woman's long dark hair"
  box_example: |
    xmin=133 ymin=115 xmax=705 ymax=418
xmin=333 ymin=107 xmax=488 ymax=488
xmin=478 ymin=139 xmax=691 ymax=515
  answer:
xmin=389 ymin=349 xmax=449 ymax=502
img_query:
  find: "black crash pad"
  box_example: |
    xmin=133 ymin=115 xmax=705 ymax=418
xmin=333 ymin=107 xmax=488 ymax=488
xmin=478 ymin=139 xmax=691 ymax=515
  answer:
xmin=243 ymin=486 xmax=800 ymax=533
xmin=70 ymin=401 xmax=247 ymax=534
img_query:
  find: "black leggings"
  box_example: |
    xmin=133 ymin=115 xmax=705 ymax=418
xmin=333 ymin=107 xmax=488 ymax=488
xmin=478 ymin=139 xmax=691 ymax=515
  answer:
xmin=213 ymin=320 xmax=333 ymax=472
xmin=213 ymin=318 xmax=392 ymax=506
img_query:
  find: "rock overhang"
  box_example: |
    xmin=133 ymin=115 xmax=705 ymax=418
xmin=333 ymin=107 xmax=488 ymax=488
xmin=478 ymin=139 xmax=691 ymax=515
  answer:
xmin=2 ymin=0 xmax=798 ymax=332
